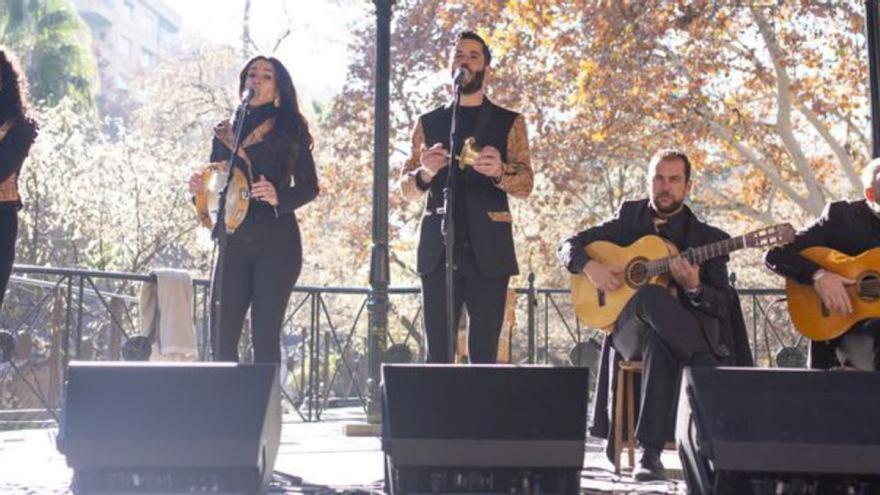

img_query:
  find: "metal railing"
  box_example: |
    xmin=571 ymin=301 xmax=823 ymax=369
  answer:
xmin=0 ymin=264 xmax=797 ymax=424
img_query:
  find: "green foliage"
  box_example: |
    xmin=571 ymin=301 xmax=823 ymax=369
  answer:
xmin=0 ymin=0 xmax=97 ymax=107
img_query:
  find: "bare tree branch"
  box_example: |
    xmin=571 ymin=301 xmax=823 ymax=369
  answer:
xmin=270 ymin=29 xmax=292 ymax=54
xmin=752 ymin=6 xmax=825 ymax=212
xmin=242 ymin=0 xmax=255 ymax=58
xmin=792 ymin=96 xmax=862 ymax=195
xmin=693 ymin=105 xmax=819 ymax=215
xmin=830 ymin=107 xmax=871 ymax=155
xmin=698 ymin=177 xmax=776 ymax=225
xmin=722 ymin=21 xmax=862 ymax=197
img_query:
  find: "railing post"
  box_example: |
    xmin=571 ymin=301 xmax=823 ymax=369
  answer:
xmin=63 ymin=276 xmax=72 ymax=382
xmin=107 ymin=297 xmax=123 ymax=360
xmin=323 ymin=330 xmax=331 ymax=405
xmin=311 ymin=292 xmax=321 ymax=421
xmin=313 ymin=295 xmax=323 ymax=420
xmin=543 ymin=288 xmax=550 ymax=364
xmin=299 ymin=317 xmax=307 ymax=418
xmin=527 ymin=272 xmax=536 ymax=364
xmin=76 ymin=276 xmax=85 ymax=358
xmin=50 ymin=286 xmax=64 ymax=407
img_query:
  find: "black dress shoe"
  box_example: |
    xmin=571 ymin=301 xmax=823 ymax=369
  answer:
xmin=632 ymin=446 xmax=666 ymax=481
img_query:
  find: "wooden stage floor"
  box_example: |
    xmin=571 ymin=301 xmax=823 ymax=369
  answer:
xmin=0 ymin=407 xmax=685 ymax=494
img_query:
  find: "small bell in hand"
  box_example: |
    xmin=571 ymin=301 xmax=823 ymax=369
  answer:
xmin=457 ymin=137 xmax=481 ymax=169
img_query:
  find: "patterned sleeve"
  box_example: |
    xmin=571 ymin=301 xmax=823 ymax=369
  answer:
xmin=398 ymin=118 xmax=430 ymax=202
xmin=494 ymin=114 xmax=533 ymax=198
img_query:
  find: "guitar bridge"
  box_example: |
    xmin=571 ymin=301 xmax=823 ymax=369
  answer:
xmin=598 ymin=290 xmax=606 ymax=307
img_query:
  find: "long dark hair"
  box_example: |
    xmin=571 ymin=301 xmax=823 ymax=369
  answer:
xmin=238 ymin=56 xmax=313 ymax=172
xmin=0 ymin=47 xmax=31 ymax=124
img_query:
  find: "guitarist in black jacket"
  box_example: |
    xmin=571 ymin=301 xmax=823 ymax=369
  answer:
xmin=558 ymin=149 xmax=748 ymax=481
xmin=765 ymin=159 xmax=880 ymax=370
xmin=398 ymin=31 xmax=533 ymax=364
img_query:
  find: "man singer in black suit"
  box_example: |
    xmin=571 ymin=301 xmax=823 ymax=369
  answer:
xmin=398 ymin=31 xmax=533 ymax=363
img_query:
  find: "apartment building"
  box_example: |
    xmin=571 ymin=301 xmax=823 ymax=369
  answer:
xmin=72 ymin=0 xmax=181 ymax=111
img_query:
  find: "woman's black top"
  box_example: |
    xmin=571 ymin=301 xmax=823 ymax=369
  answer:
xmin=209 ymin=103 xmax=319 ymax=235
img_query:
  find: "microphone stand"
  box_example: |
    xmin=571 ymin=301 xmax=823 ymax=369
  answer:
xmin=208 ymin=96 xmax=251 ymax=361
xmin=442 ymin=81 xmax=465 ymax=363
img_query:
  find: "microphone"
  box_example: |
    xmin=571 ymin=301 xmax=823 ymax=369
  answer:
xmin=241 ymin=87 xmax=256 ymax=106
xmin=452 ymin=65 xmax=471 ymax=87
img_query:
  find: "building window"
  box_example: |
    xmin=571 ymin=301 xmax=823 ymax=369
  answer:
xmin=115 ymin=73 xmax=129 ymax=91
xmin=118 ymin=36 xmax=132 ymax=57
xmin=124 ymin=0 xmax=135 ymax=20
xmin=140 ymin=10 xmax=157 ymax=39
xmin=158 ymin=23 xmax=176 ymax=52
xmin=140 ymin=48 xmax=156 ymax=69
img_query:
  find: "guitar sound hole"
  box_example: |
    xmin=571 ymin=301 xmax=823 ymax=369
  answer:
xmin=861 ymin=273 xmax=880 ymax=300
xmin=627 ymin=260 xmax=648 ymax=286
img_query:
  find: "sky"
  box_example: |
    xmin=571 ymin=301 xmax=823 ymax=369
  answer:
xmin=170 ymin=0 xmax=371 ymax=101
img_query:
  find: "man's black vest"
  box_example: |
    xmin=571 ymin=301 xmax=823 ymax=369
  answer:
xmin=416 ymin=98 xmax=520 ymax=277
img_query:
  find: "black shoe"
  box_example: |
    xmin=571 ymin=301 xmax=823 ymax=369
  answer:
xmin=632 ymin=446 xmax=666 ymax=481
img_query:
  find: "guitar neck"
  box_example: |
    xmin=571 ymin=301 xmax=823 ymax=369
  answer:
xmin=648 ymin=235 xmax=748 ymax=277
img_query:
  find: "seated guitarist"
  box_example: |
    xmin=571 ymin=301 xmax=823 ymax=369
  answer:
xmin=765 ymin=159 xmax=880 ymax=371
xmin=558 ymin=149 xmax=751 ymax=481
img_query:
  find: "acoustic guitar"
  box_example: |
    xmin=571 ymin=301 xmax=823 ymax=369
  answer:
xmin=785 ymin=247 xmax=880 ymax=341
xmin=570 ymin=223 xmax=795 ymax=330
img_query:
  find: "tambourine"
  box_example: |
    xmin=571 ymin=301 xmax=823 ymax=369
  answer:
xmin=193 ymin=162 xmax=250 ymax=233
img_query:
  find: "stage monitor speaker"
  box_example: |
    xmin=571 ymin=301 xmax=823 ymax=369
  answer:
xmin=677 ymin=367 xmax=880 ymax=495
xmin=57 ymin=362 xmax=281 ymax=495
xmin=382 ymin=364 xmax=589 ymax=495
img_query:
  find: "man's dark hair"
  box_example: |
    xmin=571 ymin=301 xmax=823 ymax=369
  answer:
xmin=456 ymin=31 xmax=492 ymax=66
xmin=649 ymin=148 xmax=692 ymax=182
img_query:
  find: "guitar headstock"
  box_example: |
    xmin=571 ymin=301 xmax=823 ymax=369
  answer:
xmin=744 ymin=223 xmax=796 ymax=248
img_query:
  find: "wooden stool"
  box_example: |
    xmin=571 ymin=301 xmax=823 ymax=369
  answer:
xmin=613 ymin=360 xmax=675 ymax=474
xmin=613 ymin=360 xmax=642 ymax=474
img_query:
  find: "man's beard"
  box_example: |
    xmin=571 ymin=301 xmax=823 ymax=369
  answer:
xmin=459 ymin=69 xmax=485 ymax=95
xmin=651 ymin=194 xmax=685 ymax=216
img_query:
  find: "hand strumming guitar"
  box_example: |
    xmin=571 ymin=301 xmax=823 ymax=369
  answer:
xmin=813 ymin=270 xmax=856 ymax=315
xmin=583 ymin=260 xmax=624 ymax=293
